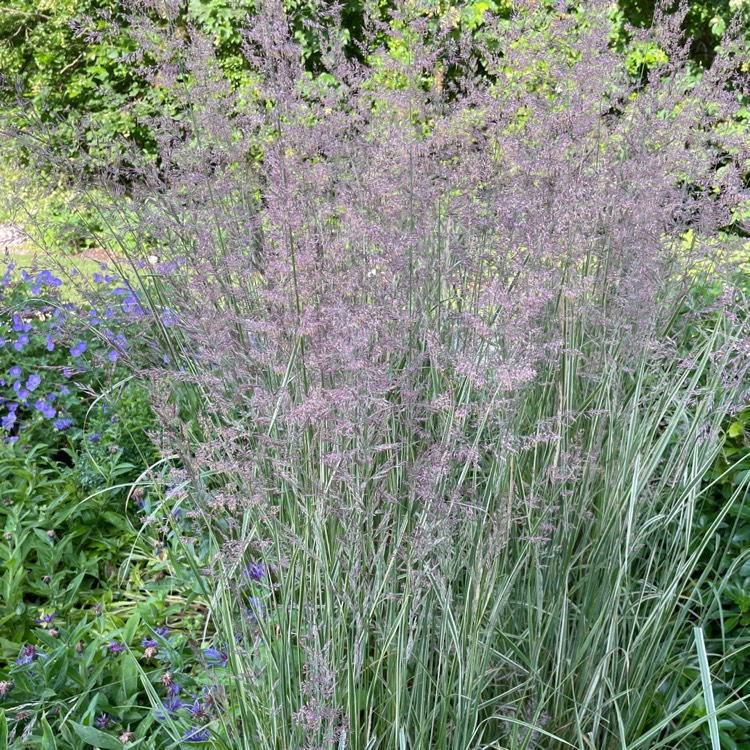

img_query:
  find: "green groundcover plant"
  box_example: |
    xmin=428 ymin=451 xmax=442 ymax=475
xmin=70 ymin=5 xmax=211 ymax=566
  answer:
xmin=3 ymin=0 xmax=750 ymax=748
xmin=0 ymin=266 xmax=251 ymax=748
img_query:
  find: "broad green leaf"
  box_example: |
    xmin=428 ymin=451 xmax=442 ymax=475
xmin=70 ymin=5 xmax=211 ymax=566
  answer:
xmin=41 ymin=716 xmax=58 ymax=750
xmin=121 ymin=653 xmax=139 ymax=700
xmin=69 ymin=721 xmax=122 ymax=750
xmin=122 ymin=613 xmax=141 ymax=645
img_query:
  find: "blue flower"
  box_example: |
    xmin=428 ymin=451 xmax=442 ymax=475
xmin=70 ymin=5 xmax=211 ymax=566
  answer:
xmin=54 ymin=418 xmax=72 ymax=430
xmin=190 ymin=695 xmax=210 ymax=719
xmin=244 ymin=562 xmax=265 ymax=582
xmin=17 ymin=645 xmax=47 ymax=665
xmin=141 ymin=637 xmax=158 ymax=649
xmin=122 ymin=293 xmax=144 ymax=317
xmin=1 ymin=263 xmax=14 ymax=285
xmin=155 ymin=690 xmax=182 ymax=721
xmin=9 ymin=366 xmax=21 ymax=378
xmin=35 ymin=611 xmax=55 ymax=624
xmin=59 ymin=384 xmax=70 ymax=396
xmin=107 ymin=641 xmax=125 ymax=654
xmin=108 ymin=351 xmax=119 ymax=363
xmin=155 ymin=626 xmax=170 ymax=638
xmin=1 ymin=413 xmax=16 ymax=431
xmin=70 ymin=342 xmax=87 ymax=358
xmin=63 ymin=367 xmax=72 ymax=378
xmin=0 ymin=337 xmax=5 ymax=347
xmin=93 ymin=272 xmax=102 ymax=283
xmin=183 ymin=726 xmax=210 ymax=743
xmin=161 ymin=309 xmax=177 ymax=327
xmin=46 ymin=334 xmax=54 ymax=351
xmin=34 ymin=399 xmax=56 ymax=419
xmin=203 ymin=647 xmax=228 ymax=667
xmin=26 ymin=374 xmax=41 ymax=391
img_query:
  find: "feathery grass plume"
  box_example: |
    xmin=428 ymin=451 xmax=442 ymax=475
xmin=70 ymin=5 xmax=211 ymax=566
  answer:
xmin=5 ymin=0 xmax=750 ymax=747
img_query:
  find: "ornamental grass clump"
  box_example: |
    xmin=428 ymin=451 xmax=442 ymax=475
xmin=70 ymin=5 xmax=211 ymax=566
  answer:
xmin=7 ymin=0 xmax=750 ymax=747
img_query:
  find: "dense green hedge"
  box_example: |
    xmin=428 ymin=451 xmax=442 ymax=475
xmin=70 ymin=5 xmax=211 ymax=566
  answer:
xmin=4 ymin=1 xmax=747 ymax=163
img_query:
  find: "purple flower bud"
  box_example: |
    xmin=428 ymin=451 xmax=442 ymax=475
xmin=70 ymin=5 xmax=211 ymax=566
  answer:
xmin=95 ymin=713 xmax=111 ymax=729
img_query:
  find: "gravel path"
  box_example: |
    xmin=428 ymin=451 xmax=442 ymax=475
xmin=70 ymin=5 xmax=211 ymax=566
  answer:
xmin=0 ymin=222 xmax=30 ymax=248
